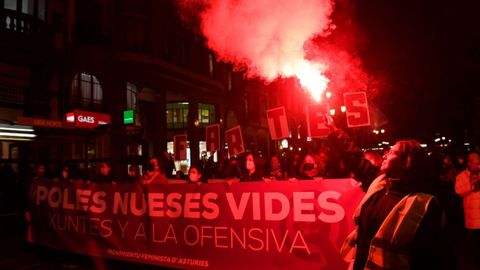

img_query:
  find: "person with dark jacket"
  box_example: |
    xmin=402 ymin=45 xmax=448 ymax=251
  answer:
xmin=223 ymin=157 xmax=244 ymax=179
xmin=326 ymin=118 xmax=454 ymax=270
xmin=267 ymin=155 xmax=286 ymax=180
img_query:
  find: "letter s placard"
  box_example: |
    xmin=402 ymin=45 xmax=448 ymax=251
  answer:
xmin=343 ymin=92 xmax=371 ymax=128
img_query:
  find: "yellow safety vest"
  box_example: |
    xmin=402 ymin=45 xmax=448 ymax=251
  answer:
xmin=341 ymin=174 xmax=439 ymax=270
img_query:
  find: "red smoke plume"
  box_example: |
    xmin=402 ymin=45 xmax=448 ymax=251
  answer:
xmin=177 ymin=0 xmax=378 ymax=101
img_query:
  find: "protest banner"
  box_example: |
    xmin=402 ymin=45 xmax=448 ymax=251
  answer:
xmin=29 ymin=179 xmax=363 ymax=270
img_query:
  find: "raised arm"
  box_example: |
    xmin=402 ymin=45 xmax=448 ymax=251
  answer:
xmin=327 ymin=124 xmax=380 ymax=189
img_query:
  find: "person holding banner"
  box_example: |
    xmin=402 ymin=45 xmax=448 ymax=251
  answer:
xmin=326 ymin=118 xmax=453 ymax=269
xmin=223 ymin=157 xmax=244 ymax=179
xmin=298 ymin=154 xmax=320 ymax=180
xmin=53 ymin=164 xmax=74 ymax=182
xmin=267 ymin=155 xmax=286 ymax=180
xmin=127 ymin=164 xmax=141 ymax=183
xmin=241 ymin=153 xmax=264 ymax=182
xmin=142 ymin=163 xmax=168 ymax=185
xmin=287 ymin=152 xmax=302 ymax=179
xmin=33 ymin=163 xmax=50 ymax=181
xmin=188 ymin=165 xmax=207 ymax=184
xmin=95 ymin=162 xmax=117 ymax=183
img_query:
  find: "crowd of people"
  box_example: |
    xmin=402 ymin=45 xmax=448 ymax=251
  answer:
xmin=0 ymin=121 xmax=480 ymax=268
xmin=1 ymin=140 xmax=475 ymax=190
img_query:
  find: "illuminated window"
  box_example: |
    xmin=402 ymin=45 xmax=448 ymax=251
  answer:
xmin=22 ymin=0 xmax=33 ymax=15
xmin=71 ymin=72 xmax=103 ymax=110
xmin=198 ymin=103 xmax=215 ymax=127
xmin=165 ymin=141 xmax=218 ymax=175
xmin=4 ymin=0 xmax=16 ymax=10
xmin=4 ymin=0 xmax=45 ymax=20
xmin=166 ymin=102 xmax=189 ymax=129
xmin=199 ymin=141 xmax=218 ymax=162
xmin=126 ymin=82 xmax=137 ymax=110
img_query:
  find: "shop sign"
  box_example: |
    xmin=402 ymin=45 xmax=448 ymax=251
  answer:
xmin=17 ymin=116 xmax=74 ymax=129
xmin=65 ymin=110 xmax=111 ymax=128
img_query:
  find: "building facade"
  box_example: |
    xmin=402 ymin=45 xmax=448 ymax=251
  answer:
xmin=0 ymin=0 xmax=272 ymax=181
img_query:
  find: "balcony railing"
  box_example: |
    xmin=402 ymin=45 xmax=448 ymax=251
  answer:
xmin=0 ymin=8 xmax=47 ymax=35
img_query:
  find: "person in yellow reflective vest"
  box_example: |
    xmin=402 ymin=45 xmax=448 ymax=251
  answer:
xmin=326 ymin=119 xmax=454 ymax=269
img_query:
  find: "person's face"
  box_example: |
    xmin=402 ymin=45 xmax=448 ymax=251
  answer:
xmin=189 ymin=168 xmax=201 ymax=182
xmin=100 ymin=164 xmax=110 ymax=176
xmin=302 ymin=155 xmax=316 ymax=171
xmin=381 ymin=144 xmax=405 ymax=177
xmin=467 ymin=155 xmax=480 ymax=173
xmin=270 ymin=156 xmax=280 ymax=169
xmin=246 ymin=154 xmax=255 ymax=171
xmin=150 ymin=158 xmax=157 ymax=165
xmin=129 ymin=166 xmax=138 ymax=176
xmin=150 ymin=158 xmax=159 ymax=171
xmin=304 ymin=155 xmax=315 ymax=166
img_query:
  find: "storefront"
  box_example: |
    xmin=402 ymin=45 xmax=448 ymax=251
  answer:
xmin=15 ymin=112 xmax=113 ymax=180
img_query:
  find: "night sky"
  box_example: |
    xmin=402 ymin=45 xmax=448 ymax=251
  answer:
xmin=354 ymin=0 xmax=480 ymax=142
